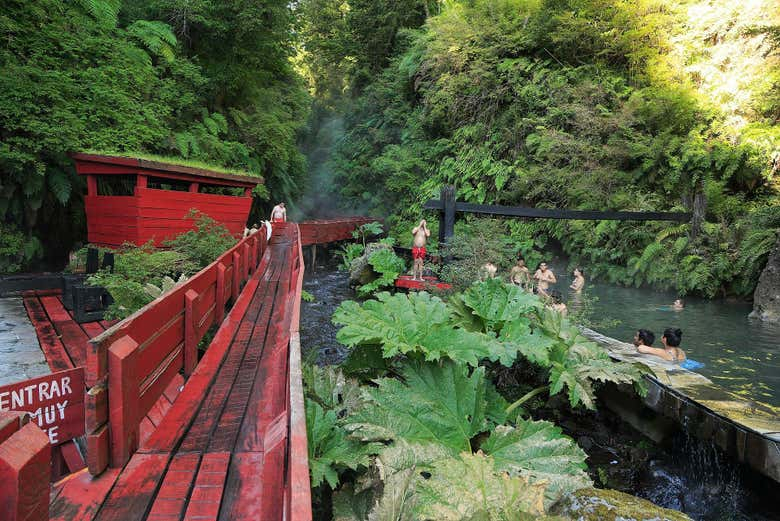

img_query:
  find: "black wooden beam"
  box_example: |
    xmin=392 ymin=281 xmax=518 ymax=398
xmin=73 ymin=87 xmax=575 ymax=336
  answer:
xmin=424 ymin=199 xmax=690 ymax=222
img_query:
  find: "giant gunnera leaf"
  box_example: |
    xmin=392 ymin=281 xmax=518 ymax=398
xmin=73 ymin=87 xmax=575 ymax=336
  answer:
xmin=414 ymin=452 xmax=548 ymax=520
xmin=345 ymin=359 xmax=506 ymax=454
xmin=480 ymin=422 xmax=592 ymax=506
xmin=452 ymin=279 xmax=541 ymax=334
xmin=334 ymin=292 xmax=519 ymax=366
xmin=306 ymin=398 xmax=374 ymax=488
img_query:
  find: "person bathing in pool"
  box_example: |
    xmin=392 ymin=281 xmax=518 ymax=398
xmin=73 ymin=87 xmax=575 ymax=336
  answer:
xmin=635 ymin=328 xmax=686 ymax=362
xmin=633 ymin=329 xmax=655 ymax=350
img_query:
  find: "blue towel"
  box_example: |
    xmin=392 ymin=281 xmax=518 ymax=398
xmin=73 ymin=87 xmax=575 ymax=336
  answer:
xmin=680 ymin=359 xmax=704 ymax=370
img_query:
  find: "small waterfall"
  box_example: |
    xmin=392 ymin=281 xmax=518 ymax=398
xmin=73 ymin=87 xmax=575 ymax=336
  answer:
xmin=638 ymin=419 xmax=778 ymax=521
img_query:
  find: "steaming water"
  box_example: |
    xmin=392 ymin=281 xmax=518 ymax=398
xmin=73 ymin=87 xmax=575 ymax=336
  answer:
xmin=549 ymin=266 xmax=780 ymax=408
xmin=298 ymin=255 xmax=780 ymax=520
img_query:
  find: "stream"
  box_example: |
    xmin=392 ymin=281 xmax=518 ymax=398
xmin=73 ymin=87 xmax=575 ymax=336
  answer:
xmin=299 ymin=253 xmax=780 ymax=521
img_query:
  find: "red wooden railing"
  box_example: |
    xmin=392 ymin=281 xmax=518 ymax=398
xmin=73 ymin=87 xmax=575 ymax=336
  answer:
xmin=85 ymin=228 xmax=268 ymax=473
xmin=0 ymin=411 xmax=51 ymax=521
xmin=286 ymin=225 xmax=313 ymax=520
xmin=298 ymin=217 xmax=377 ymax=246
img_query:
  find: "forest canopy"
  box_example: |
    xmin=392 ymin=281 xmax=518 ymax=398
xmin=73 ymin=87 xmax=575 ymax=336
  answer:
xmin=0 ymin=0 xmax=309 ymax=269
xmin=298 ymin=0 xmax=780 ymax=298
xmin=1 ymin=0 xmax=778 ymax=298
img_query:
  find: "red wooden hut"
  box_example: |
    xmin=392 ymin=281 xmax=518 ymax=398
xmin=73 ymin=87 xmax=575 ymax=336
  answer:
xmin=72 ymin=153 xmax=263 ymax=247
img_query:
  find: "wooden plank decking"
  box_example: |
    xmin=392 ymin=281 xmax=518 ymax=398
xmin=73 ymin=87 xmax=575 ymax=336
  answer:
xmin=52 ymin=224 xmax=304 ymax=520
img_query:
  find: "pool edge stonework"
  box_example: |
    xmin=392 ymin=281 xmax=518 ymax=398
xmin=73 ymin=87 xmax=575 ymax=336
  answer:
xmin=582 ymin=327 xmax=780 ymax=484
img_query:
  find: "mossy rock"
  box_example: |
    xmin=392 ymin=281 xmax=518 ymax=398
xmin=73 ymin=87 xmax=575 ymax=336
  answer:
xmin=556 ymin=488 xmax=691 ymax=521
xmin=348 ymin=243 xmax=392 ymax=286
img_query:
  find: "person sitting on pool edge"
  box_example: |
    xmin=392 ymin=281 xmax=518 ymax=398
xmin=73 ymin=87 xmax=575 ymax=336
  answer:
xmin=636 ymin=328 xmax=686 ymax=362
xmin=632 ymin=329 xmax=655 ymax=349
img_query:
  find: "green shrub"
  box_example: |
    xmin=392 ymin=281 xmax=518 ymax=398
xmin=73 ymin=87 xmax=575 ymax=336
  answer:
xmin=88 ymin=243 xmax=197 ymax=319
xmin=336 ymin=243 xmax=365 ymax=271
xmin=356 ymin=248 xmax=406 ymax=296
xmin=0 ymin=224 xmax=42 ymax=274
xmin=165 ymin=211 xmax=237 ymax=269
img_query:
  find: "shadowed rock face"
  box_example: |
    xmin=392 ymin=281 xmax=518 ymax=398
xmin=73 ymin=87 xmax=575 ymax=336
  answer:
xmin=751 ymin=236 xmax=780 ymax=322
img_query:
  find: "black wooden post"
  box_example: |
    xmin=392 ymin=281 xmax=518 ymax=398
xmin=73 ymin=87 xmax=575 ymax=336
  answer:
xmin=86 ymin=247 xmax=99 ymax=274
xmin=440 ymin=185 xmax=456 ymax=245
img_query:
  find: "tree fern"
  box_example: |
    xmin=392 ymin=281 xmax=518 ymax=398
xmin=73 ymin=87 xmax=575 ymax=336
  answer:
xmin=75 ymin=0 xmax=120 ymax=27
xmin=47 ymin=169 xmax=72 ymax=205
xmin=126 ymin=20 xmax=177 ymax=63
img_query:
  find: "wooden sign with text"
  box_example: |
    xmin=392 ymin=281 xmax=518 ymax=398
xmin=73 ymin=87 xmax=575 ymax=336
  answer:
xmin=0 ymin=367 xmax=85 ymax=445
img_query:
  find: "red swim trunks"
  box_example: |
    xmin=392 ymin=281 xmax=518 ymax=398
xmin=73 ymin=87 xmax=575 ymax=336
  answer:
xmin=272 ymin=218 xmax=284 ymax=223
xmin=412 ymin=246 xmax=426 ymax=260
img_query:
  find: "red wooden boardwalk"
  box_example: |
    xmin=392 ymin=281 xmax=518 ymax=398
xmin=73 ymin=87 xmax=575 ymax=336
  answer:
xmin=23 ymin=293 xmax=117 ymax=372
xmin=49 ymin=223 xmax=307 ymax=520
xmin=5 ymin=218 xmax=384 ymax=521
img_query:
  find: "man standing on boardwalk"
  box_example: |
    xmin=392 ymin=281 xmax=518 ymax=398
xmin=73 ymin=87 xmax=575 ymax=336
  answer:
xmin=411 ymin=219 xmax=430 ymax=281
xmin=270 ymin=202 xmax=287 ymax=223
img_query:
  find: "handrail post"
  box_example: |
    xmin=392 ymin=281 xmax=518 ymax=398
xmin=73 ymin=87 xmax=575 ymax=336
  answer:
xmin=0 ymin=414 xmax=50 ymax=521
xmin=216 ymin=262 xmax=227 ymax=324
xmin=108 ymin=335 xmax=139 ymax=468
xmin=232 ymin=251 xmax=241 ymax=301
xmin=184 ymin=289 xmax=199 ymax=377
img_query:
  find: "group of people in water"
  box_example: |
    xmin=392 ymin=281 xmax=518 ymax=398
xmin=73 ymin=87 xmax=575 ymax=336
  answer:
xmin=482 ymin=254 xmax=584 ymax=316
xmin=410 ymin=219 xmax=688 ymax=365
xmin=483 ymin=254 xmax=689 ymax=364
xmin=633 ymin=327 xmax=686 ymax=362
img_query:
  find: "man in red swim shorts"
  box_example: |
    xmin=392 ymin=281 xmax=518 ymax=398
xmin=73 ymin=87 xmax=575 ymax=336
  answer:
xmin=411 ymin=219 xmax=430 ymax=281
xmin=270 ymin=202 xmax=286 ymax=223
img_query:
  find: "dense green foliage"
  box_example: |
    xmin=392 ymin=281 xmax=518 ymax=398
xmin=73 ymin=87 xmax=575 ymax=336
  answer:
xmin=86 ymin=213 xmax=236 ymax=318
xmin=0 ymin=0 xmax=307 ymax=271
xmin=336 ymin=280 xmax=647 ymax=409
xmin=300 ymin=0 xmax=780 ymax=297
xmin=305 ymin=360 xmax=590 ymax=519
xmin=305 ymin=279 xmax=658 ymax=517
xmin=356 ymin=248 xmax=407 ymax=296
xmin=164 ymin=211 xmax=237 ymax=269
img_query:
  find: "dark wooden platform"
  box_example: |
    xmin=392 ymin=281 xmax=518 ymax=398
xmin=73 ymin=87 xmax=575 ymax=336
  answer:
xmin=49 ymin=224 xmax=304 ymax=520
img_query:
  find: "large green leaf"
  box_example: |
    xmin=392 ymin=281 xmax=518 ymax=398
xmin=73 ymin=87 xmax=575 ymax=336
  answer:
xmin=334 ymin=292 xmax=451 ymax=354
xmin=414 ymin=452 xmax=548 ymax=520
xmin=334 ymin=292 xmax=518 ymax=366
xmin=306 ymin=398 xmax=372 ymax=488
xmin=303 ymin=364 xmax=363 ymax=415
xmin=455 ymin=279 xmax=541 ymax=334
xmin=481 ymin=422 xmax=591 ymax=506
xmin=333 ymin=440 xmax=453 ymax=521
xmin=498 ymin=318 xmax=556 ymax=367
xmin=345 ymin=360 xmax=501 ymax=454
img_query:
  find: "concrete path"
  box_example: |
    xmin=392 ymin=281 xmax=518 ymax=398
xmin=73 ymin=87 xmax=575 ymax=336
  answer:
xmin=0 ymin=297 xmax=49 ymax=386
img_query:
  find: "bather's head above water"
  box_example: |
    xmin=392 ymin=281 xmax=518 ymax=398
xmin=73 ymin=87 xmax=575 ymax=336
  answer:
xmin=673 ymin=298 xmax=684 ymax=310
xmin=662 ymin=328 xmax=683 ymax=347
xmin=634 ymin=329 xmax=655 ymax=347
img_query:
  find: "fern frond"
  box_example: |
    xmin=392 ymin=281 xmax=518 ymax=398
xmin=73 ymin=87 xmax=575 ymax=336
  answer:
xmin=76 ymin=0 xmax=120 ymax=27
xmin=655 ymin=223 xmax=688 ymax=242
xmin=126 ymin=20 xmax=177 ymax=63
xmin=47 ymin=170 xmax=72 ymax=205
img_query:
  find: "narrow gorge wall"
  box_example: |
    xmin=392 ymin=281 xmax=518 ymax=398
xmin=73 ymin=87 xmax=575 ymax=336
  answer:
xmin=751 ymin=236 xmax=780 ymax=322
